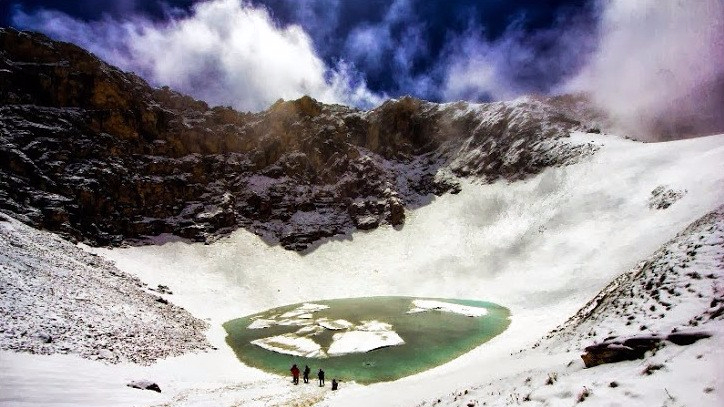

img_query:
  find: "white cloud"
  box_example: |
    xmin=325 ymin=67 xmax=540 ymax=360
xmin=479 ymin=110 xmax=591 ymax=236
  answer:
xmin=13 ymin=0 xmax=382 ymax=111
xmin=440 ymin=27 xmax=524 ymax=102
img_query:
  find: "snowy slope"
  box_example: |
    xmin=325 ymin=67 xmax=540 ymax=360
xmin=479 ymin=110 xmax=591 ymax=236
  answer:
xmin=0 ymin=213 xmax=209 ymax=364
xmin=413 ymin=205 xmax=724 ymax=407
xmin=1 ymin=132 xmax=723 ymax=406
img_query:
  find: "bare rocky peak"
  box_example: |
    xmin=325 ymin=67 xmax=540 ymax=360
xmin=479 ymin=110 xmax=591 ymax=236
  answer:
xmin=0 ymin=28 xmax=603 ymax=251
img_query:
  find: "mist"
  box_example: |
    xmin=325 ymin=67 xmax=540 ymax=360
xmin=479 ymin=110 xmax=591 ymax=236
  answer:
xmin=567 ymin=0 xmax=724 ymax=140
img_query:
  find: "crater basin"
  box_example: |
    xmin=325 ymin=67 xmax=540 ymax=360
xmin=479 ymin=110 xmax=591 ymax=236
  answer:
xmin=223 ymin=296 xmax=511 ymax=384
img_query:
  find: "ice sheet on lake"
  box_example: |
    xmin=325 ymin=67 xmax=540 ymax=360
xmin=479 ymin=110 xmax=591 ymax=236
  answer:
xmin=317 ymin=318 xmax=354 ymax=330
xmin=276 ymin=318 xmax=314 ymax=327
xmin=279 ymin=303 xmax=329 ymax=319
xmin=247 ymin=318 xmax=276 ymax=329
xmin=327 ymin=320 xmax=404 ymax=356
xmin=407 ymin=299 xmax=488 ymax=317
xmin=251 ymin=333 xmax=327 ymax=358
xmin=248 ymin=303 xmax=328 ymax=329
xmin=295 ymin=325 xmax=325 ymax=336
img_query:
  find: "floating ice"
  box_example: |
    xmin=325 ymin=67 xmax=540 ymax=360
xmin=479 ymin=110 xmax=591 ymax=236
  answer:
xmin=251 ymin=333 xmax=327 ymax=358
xmin=279 ymin=303 xmax=330 ymax=318
xmin=317 ymin=318 xmax=354 ymax=330
xmin=247 ymin=318 xmax=276 ymax=329
xmin=295 ymin=325 xmax=325 ymax=336
xmin=407 ymin=299 xmax=488 ymax=317
xmin=327 ymin=320 xmax=404 ymax=356
xmin=276 ymin=318 xmax=314 ymax=327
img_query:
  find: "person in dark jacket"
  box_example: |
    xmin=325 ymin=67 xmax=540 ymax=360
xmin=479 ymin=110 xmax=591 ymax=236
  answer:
xmin=317 ymin=368 xmax=325 ymax=387
xmin=331 ymin=379 xmax=339 ymax=390
xmin=303 ymin=365 xmax=311 ymax=384
xmin=290 ymin=364 xmax=300 ymax=385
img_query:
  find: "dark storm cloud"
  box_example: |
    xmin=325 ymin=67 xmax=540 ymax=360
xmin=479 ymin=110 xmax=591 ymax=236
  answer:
xmin=248 ymin=0 xmax=596 ymax=99
xmin=4 ymin=0 xmax=597 ymax=102
xmin=5 ymin=0 xmax=724 ymax=138
xmin=6 ymin=0 xmax=597 ymax=108
xmin=1 ymin=0 xmax=197 ymax=23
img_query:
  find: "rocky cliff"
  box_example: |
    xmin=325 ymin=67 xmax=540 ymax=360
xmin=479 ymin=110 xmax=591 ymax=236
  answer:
xmin=0 ymin=28 xmax=602 ymax=251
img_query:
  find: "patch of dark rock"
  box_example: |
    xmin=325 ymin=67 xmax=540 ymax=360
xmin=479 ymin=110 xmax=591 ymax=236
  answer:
xmin=127 ymin=380 xmax=161 ymax=393
xmin=609 ymin=381 xmax=619 ymax=388
xmin=581 ymin=335 xmax=664 ymax=368
xmin=666 ymin=330 xmax=711 ymax=346
xmin=577 ymin=387 xmax=591 ymax=402
xmin=582 ymin=330 xmax=715 ymax=368
xmin=545 ymin=373 xmax=558 ymax=385
xmin=709 ymin=305 xmax=724 ymax=319
xmin=648 ymin=186 xmax=686 ymax=210
xmin=37 ymin=332 xmax=52 ymax=343
xmin=156 ymin=297 xmax=168 ymax=304
xmin=150 ymin=284 xmax=173 ymax=295
xmin=641 ymin=364 xmax=664 ymax=375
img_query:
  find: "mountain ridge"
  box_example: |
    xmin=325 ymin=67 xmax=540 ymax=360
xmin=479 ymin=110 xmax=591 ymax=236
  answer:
xmin=1 ymin=27 xmax=602 ymax=251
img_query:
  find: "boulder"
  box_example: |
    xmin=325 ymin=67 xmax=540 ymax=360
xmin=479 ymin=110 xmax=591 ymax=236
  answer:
xmin=582 ymin=330 xmax=713 ymax=368
xmin=666 ymin=330 xmax=711 ymax=346
xmin=127 ymin=380 xmax=161 ymax=393
xmin=581 ymin=335 xmax=663 ymax=368
xmin=581 ymin=343 xmax=648 ymax=368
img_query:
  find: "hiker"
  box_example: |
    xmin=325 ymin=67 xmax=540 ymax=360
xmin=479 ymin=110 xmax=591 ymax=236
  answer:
xmin=317 ymin=368 xmax=325 ymax=387
xmin=331 ymin=379 xmax=339 ymax=391
xmin=303 ymin=365 xmax=311 ymax=384
xmin=290 ymin=364 xmax=300 ymax=385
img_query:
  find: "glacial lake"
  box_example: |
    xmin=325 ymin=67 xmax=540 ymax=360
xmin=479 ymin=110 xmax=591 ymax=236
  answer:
xmin=223 ymin=297 xmax=510 ymax=384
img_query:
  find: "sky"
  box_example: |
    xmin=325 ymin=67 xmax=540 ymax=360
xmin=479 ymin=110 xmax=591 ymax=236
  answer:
xmin=2 ymin=0 xmax=723 ymax=138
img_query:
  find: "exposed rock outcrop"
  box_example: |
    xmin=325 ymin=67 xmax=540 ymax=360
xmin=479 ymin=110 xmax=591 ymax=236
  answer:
xmin=127 ymin=380 xmax=162 ymax=393
xmin=581 ymin=330 xmax=712 ymax=368
xmin=0 ymin=28 xmax=602 ymax=251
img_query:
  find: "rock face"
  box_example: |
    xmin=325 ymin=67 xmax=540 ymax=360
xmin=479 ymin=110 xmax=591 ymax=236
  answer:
xmin=0 ymin=28 xmax=601 ymax=251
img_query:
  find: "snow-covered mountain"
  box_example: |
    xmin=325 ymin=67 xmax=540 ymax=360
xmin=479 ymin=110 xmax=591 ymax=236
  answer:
xmin=1 ymin=27 xmax=601 ymax=251
xmin=1 ymin=27 xmax=723 ymax=407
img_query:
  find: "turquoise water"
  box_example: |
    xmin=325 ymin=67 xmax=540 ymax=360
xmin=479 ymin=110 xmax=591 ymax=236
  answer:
xmin=223 ymin=296 xmax=510 ymax=384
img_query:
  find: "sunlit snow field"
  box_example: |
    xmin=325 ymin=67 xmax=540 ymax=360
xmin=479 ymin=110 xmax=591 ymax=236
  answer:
xmin=2 ymin=132 xmax=723 ymax=406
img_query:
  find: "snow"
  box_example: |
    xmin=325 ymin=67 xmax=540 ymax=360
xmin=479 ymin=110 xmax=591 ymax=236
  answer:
xmin=279 ymin=303 xmax=330 ymax=318
xmin=407 ymin=299 xmax=489 ymax=317
xmin=249 ymin=316 xmax=401 ymax=357
xmin=327 ymin=324 xmax=405 ymax=356
xmin=245 ymin=303 xmax=330 ymax=330
xmin=296 ymin=325 xmax=326 ymax=336
xmin=251 ymin=334 xmax=327 ymax=358
xmin=276 ymin=318 xmax=314 ymax=327
xmin=317 ymin=318 xmax=355 ymax=330
xmin=0 ymin=215 xmax=209 ymax=364
xmin=2 ymin=132 xmax=724 ymax=406
xmin=247 ymin=319 xmax=276 ymax=329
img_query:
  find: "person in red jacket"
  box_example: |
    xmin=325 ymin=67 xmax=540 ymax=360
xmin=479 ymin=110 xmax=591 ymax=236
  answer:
xmin=290 ymin=364 xmax=300 ymax=385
